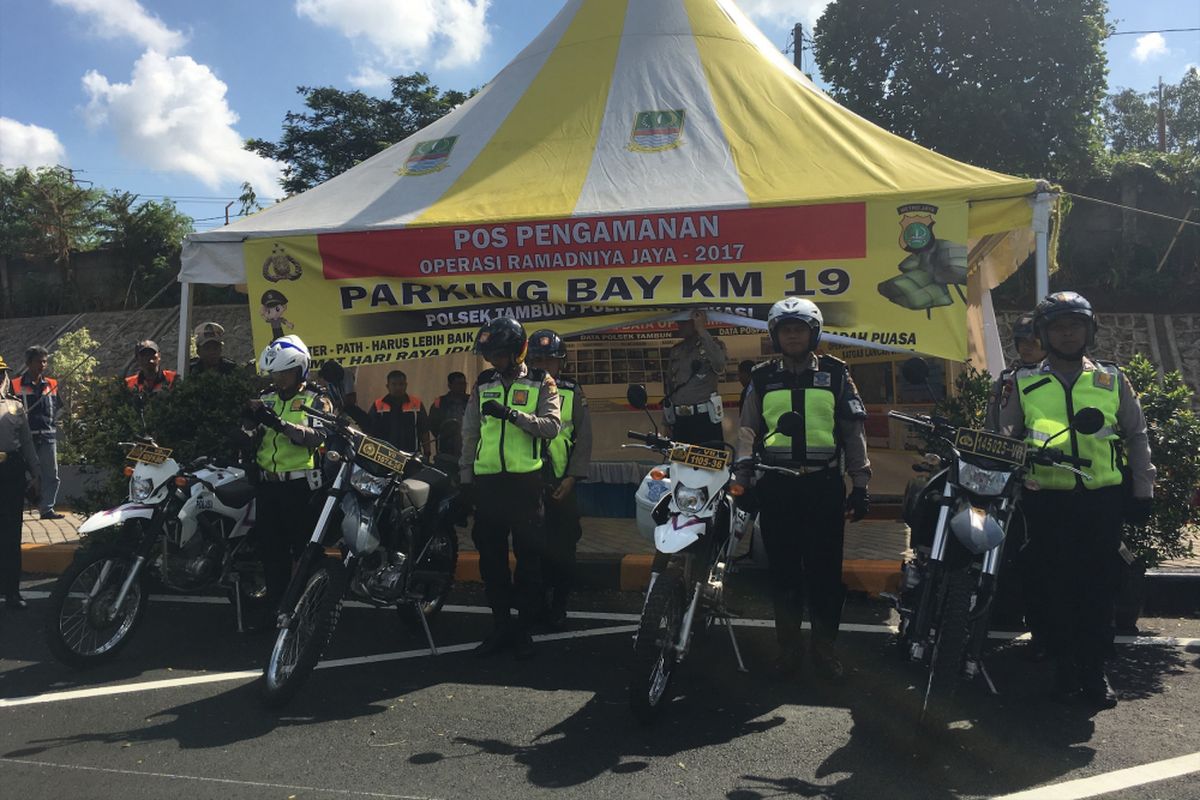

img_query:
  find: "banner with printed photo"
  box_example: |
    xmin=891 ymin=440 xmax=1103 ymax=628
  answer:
xmin=244 ymin=199 xmax=970 ymax=367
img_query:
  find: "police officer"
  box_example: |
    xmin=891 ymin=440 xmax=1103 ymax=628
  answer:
xmin=1 ymin=355 xmax=41 ymax=610
xmin=190 ymin=322 xmax=240 ymax=375
xmin=984 ymin=312 xmax=1045 ymax=430
xmin=997 ymin=291 xmax=1155 ymax=708
xmin=736 ymin=298 xmax=871 ymax=680
xmin=663 ymin=309 xmax=727 ymax=443
xmin=460 ymin=318 xmax=561 ymax=659
xmin=527 ymin=329 xmax=592 ymax=630
xmin=240 ymin=335 xmax=332 ymax=611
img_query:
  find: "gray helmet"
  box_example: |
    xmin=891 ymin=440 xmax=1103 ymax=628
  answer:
xmin=1034 ymin=291 xmax=1096 ymax=349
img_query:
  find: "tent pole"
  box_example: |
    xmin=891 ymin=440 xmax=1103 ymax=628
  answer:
xmin=177 ymin=281 xmax=192 ymax=377
xmin=1033 ymin=191 xmax=1052 ymax=300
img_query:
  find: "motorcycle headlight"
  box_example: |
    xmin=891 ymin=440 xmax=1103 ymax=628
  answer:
xmin=350 ymin=465 xmax=389 ymax=497
xmin=674 ymin=484 xmax=709 ymax=514
xmin=130 ymin=476 xmax=155 ymax=501
xmin=956 ymin=460 xmax=1011 ymax=497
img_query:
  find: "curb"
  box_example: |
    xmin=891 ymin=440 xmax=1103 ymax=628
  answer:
xmin=22 ymin=542 xmax=901 ymax=597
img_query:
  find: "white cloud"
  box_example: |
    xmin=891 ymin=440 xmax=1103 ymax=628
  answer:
xmin=738 ymin=0 xmax=831 ymax=28
xmin=296 ymin=0 xmax=491 ymax=71
xmin=1132 ymin=32 xmax=1168 ymax=63
xmin=0 ymin=118 xmax=68 ymax=168
xmin=81 ymin=51 xmax=282 ymax=191
xmin=52 ymin=0 xmax=185 ymax=53
xmin=347 ymin=65 xmax=391 ymax=89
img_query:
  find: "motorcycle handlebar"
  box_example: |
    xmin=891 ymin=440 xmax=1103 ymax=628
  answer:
xmin=1035 ymin=447 xmax=1092 ymax=468
xmin=627 ymin=431 xmax=671 ymax=449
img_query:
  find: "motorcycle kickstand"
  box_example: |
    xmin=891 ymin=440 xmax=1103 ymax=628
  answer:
xmin=977 ymin=660 xmax=999 ymax=696
xmin=412 ymin=602 xmax=439 ymax=656
xmin=232 ymin=573 xmax=245 ymax=634
xmin=716 ymin=612 xmax=749 ymax=674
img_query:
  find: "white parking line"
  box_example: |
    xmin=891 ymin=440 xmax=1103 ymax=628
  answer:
xmin=0 ymin=757 xmax=439 ymax=799
xmin=0 ymin=624 xmax=637 ymax=709
xmin=992 ymin=751 xmax=1200 ymax=799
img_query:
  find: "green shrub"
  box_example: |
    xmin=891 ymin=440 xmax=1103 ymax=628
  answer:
xmin=48 ymin=327 xmax=100 ymax=464
xmin=1122 ymin=354 xmax=1200 ymax=566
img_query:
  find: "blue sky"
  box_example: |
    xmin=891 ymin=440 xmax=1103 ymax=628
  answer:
xmin=1 ymin=0 xmax=1196 ymax=232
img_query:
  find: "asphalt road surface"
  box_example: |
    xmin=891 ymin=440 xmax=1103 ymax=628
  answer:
xmin=2 ymin=577 xmax=1198 ymax=800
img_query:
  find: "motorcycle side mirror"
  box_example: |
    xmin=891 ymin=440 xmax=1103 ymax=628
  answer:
xmin=1072 ymin=407 xmax=1105 ymax=436
xmin=776 ymin=411 xmax=803 ymax=437
xmin=900 ymin=357 xmax=930 ymax=385
xmin=627 ymin=384 xmax=648 ymax=410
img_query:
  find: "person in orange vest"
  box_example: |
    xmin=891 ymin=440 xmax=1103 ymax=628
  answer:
xmin=367 ymin=370 xmax=431 ymax=458
xmin=13 ymin=345 xmax=63 ymax=519
xmin=124 ymin=340 xmax=178 ymax=396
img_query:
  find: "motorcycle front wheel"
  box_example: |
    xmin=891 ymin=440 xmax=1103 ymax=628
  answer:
xmin=629 ymin=568 xmax=686 ymax=725
xmin=260 ymin=559 xmax=346 ymax=708
xmin=44 ymin=546 xmax=148 ymax=668
xmin=921 ymin=566 xmax=974 ymax=726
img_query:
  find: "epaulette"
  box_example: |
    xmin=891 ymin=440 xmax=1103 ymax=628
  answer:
xmin=556 ymin=376 xmax=579 ymax=390
xmin=749 ymin=359 xmax=777 ymax=376
xmin=476 ymin=368 xmax=500 ymax=385
xmin=818 ymin=353 xmax=848 ymax=368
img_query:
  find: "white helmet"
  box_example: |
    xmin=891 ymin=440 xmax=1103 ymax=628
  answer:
xmin=767 ymin=297 xmax=823 ymax=352
xmin=259 ymin=335 xmax=310 ymax=376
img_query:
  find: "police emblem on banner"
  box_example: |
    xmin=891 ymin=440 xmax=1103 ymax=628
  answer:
xmin=398 ymin=136 xmax=458 ymax=176
xmin=262 ymin=243 xmax=302 ymax=282
xmin=628 ymin=110 xmax=686 ymax=153
xmin=897 ymin=203 xmax=939 ymax=253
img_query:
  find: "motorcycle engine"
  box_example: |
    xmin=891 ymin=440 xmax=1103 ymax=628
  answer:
xmin=161 ymin=518 xmax=222 ymax=587
xmin=361 ymin=553 xmax=408 ymax=601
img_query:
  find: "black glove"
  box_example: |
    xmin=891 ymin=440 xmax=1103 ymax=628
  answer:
xmin=481 ymin=400 xmax=516 ymax=421
xmin=451 ymin=483 xmax=476 ymax=521
xmin=1124 ymin=496 xmax=1153 ymax=525
xmin=253 ymin=403 xmax=285 ymax=431
xmin=846 ymin=486 xmax=870 ymax=522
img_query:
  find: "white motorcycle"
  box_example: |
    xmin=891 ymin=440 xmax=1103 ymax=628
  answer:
xmin=44 ymin=439 xmax=266 ymax=667
xmin=623 ymin=386 xmax=798 ymax=724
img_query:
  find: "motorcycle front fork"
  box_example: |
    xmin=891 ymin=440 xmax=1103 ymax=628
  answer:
xmin=277 ymin=469 xmax=347 ymax=627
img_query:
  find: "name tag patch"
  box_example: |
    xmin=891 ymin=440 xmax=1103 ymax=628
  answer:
xmin=482 ymin=390 xmax=502 ymax=399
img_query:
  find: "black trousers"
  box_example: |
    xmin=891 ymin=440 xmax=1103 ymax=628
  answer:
xmin=473 ymin=473 xmax=545 ymax=626
xmin=757 ymin=469 xmax=847 ymax=651
xmin=1021 ymin=485 xmax=1124 ymax=669
xmin=671 ymin=414 xmax=723 ymax=445
xmin=543 ymin=479 xmax=583 ymax=607
xmin=255 ymin=479 xmax=319 ymax=607
xmin=0 ymin=454 xmax=27 ymax=595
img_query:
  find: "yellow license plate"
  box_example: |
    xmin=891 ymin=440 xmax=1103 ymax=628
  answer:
xmin=668 ymin=444 xmax=730 ymax=471
xmin=955 ymin=428 xmax=1027 ymax=466
xmin=357 ymin=436 xmax=410 ymax=473
xmin=126 ymin=443 xmax=173 ymax=465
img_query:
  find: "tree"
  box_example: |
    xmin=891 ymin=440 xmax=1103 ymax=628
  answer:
xmin=246 ymin=73 xmax=473 ymax=196
xmin=0 ymin=166 xmax=105 ymax=290
xmin=98 ymin=191 xmax=194 ymax=308
xmin=1103 ymin=68 xmax=1200 ymax=154
xmin=812 ymin=0 xmax=1111 ymax=180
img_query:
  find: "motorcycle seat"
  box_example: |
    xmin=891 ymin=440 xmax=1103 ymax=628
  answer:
xmin=214 ymin=479 xmax=256 ymax=509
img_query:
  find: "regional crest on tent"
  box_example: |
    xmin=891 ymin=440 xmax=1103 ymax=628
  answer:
xmin=628 ymin=110 xmax=685 ymax=152
xmin=398 ymin=136 xmax=459 ymax=176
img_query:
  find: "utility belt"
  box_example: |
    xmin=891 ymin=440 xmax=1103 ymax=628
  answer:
xmin=259 ymin=468 xmax=323 ymax=489
xmin=665 ymin=393 xmax=724 ymax=424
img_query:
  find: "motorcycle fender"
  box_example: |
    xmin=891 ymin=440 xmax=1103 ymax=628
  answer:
xmin=654 ymin=515 xmax=704 ymax=554
xmin=78 ymin=503 xmax=155 ymax=535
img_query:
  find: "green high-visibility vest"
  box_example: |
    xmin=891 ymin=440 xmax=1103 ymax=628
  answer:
xmin=547 ymin=378 xmax=577 ymax=480
xmin=256 ymin=387 xmax=321 ymax=474
xmin=1017 ymin=364 xmax=1124 ymax=491
xmin=474 ymin=369 xmax=545 ymax=476
xmin=752 ymin=358 xmax=843 ymax=467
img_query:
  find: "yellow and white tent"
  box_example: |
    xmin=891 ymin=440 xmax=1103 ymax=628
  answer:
xmin=181 ymin=0 xmax=1053 ymax=373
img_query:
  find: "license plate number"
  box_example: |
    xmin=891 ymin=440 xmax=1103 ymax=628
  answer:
xmin=357 ymin=436 xmax=410 ymax=473
xmin=955 ymin=428 xmax=1027 ymax=465
xmin=668 ymin=444 xmax=730 ymax=471
xmin=126 ymin=443 xmax=172 ymax=465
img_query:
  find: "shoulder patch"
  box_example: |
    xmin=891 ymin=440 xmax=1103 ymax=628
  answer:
xmin=813 ymin=371 xmax=832 ymax=388
xmin=1093 ymin=369 xmax=1115 ymax=391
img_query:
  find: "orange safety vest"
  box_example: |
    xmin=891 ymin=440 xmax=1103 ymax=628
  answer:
xmin=373 ymin=394 xmax=422 ymax=414
xmin=13 ymin=376 xmax=58 ymax=396
xmin=125 ymin=370 xmax=178 ymax=393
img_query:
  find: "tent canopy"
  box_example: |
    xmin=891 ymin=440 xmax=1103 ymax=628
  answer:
xmin=183 ymin=0 xmax=1039 ymax=286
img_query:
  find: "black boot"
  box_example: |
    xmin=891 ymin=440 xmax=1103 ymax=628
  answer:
xmin=1051 ymin=658 xmax=1080 ymax=702
xmin=772 ymin=648 xmax=803 ymax=679
xmin=1080 ymin=659 xmax=1118 ymax=709
xmin=5 ymin=593 xmax=28 ymax=611
xmin=475 ymin=617 xmax=513 ymax=657
xmin=811 ymin=641 xmax=846 ymax=681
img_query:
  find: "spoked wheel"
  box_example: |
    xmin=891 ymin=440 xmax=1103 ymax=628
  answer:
xmin=629 ymin=569 xmax=687 ymax=725
xmin=399 ymin=526 xmax=459 ymax=632
xmin=921 ymin=567 xmax=974 ymax=727
xmin=44 ymin=547 xmax=148 ymax=668
xmin=260 ymin=559 xmax=346 ymax=708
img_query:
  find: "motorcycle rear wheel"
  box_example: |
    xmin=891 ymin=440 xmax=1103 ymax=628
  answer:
xmin=260 ymin=559 xmax=346 ymax=708
xmin=921 ymin=567 xmax=974 ymax=726
xmin=44 ymin=546 xmax=148 ymax=668
xmin=629 ymin=569 xmax=686 ymax=725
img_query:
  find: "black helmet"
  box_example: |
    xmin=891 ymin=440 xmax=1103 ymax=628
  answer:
xmin=473 ymin=316 xmax=527 ymax=363
xmin=1034 ymin=291 xmax=1096 ymax=349
xmin=1011 ymin=312 xmax=1037 ymax=345
xmin=527 ymin=329 xmax=567 ymax=359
